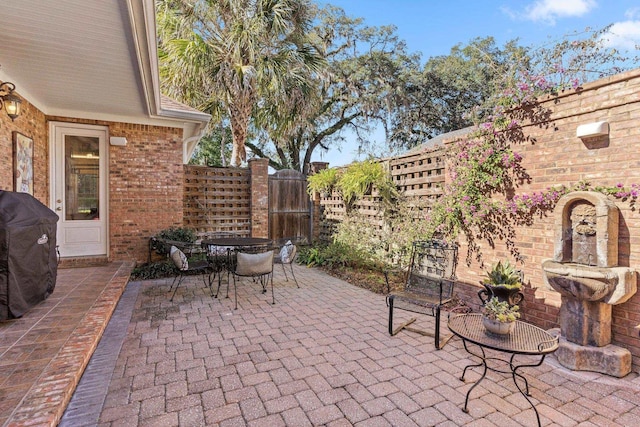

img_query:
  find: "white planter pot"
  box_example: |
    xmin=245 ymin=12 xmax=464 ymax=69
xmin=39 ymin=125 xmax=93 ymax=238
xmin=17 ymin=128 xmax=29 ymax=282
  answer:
xmin=482 ymin=316 xmax=515 ymax=335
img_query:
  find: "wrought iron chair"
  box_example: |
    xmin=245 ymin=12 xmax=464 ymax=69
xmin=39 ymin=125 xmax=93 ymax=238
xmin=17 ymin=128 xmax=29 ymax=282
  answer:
xmin=168 ymin=244 xmax=213 ymax=301
xmin=230 ymin=250 xmax=275 ymax=309
xmin=273 ymin=240 xmax=299 ymax=287
xmin=201 ymin=236 xmax=235 ymax=300
xmin=386 ymin=240 xmax=463 ymax=349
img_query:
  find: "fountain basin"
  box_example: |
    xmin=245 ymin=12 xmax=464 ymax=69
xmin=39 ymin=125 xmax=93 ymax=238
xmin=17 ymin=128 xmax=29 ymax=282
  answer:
xmin=542 ymin=260 xmax=636 ymax=305
xmin=540 ymin=191 xmax=636 ymax=375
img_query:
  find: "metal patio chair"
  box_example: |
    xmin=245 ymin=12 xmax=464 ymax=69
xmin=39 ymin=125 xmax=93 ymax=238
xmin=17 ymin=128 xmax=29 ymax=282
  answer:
xmin=230 ymin=249 xmax=275 ymax=309
xmin=168 ymin=244 xmax=213 ymax=301
xmin=386 ymin=240 xmax=464 ymax=350
xmin=273 ymin=240 xmax=299 ymax=287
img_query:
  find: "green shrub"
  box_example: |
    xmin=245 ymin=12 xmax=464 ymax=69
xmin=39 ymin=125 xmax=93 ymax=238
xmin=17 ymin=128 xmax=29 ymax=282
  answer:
xmin=297 ymin=241 xmax=384 ymax=271
xmin=297 ymin=246 xmax=326 ymax=267
xmin=155 ymin=226 xmax=196 ymax=243
xmin=131 ymin=261 xmax=177 ymax=280
xmin=151 ymin=226 xmax=197 ymax=255
xmin=337 ymin=160 xmax=397 ymax=205
xmin=331 ymin=196 xmax=434 ymax=271
xmin=307 ymin=168 xmax=339 ymax=195
xmin=306 ymin=160 xmax=398 ymax=208
xmin=325 ymin=241 xmax=372 ymax=268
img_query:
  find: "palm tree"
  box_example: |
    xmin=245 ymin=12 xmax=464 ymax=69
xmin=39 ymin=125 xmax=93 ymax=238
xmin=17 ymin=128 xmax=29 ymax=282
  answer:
xmin=157 ymin=0 xmax=325 ymax=166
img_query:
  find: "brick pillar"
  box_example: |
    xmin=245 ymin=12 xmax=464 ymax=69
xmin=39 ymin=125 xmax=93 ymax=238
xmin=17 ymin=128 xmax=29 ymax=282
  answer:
xmin=249 ymin=158 xmax=269 ymax=238
xmin=309 ymin=162 xmax=329 ymax=243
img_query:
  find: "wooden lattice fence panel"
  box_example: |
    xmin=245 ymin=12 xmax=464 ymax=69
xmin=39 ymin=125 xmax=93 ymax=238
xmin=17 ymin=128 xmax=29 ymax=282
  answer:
xmin=183 ymin=165 xmax=251 ymax=237
xmin=390 ymin=148 xmax=446 ymax=199
xmin=317 ymin=147 xmax=446 ymax=242
xmin=320 ymin=193 xmax=346 ymax=220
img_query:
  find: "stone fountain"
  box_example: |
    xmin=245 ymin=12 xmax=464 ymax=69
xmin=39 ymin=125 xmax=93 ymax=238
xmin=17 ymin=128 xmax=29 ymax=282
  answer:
xmin=542 ymin=191 xmax=637 ymax=377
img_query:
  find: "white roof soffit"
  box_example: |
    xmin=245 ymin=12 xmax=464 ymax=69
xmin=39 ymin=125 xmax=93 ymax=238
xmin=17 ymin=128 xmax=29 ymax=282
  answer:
xmin=0 ymin=0 xmax=209 ymax=133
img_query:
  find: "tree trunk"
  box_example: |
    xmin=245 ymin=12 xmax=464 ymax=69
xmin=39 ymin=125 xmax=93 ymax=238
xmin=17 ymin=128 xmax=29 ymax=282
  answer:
xmin=220 ymin=124 xmax=227 ymax=167
xmin=229 ymin=97 xmax=252 ymax=167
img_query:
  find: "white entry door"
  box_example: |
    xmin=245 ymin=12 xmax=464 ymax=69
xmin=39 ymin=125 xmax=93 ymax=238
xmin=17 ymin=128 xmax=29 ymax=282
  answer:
xmin=50 ymin=123 xmax=108 ymax=257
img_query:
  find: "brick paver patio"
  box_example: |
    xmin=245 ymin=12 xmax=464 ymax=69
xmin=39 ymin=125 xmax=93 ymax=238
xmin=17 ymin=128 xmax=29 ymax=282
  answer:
xmin=60 ymin=265 xmax=640 ymax=426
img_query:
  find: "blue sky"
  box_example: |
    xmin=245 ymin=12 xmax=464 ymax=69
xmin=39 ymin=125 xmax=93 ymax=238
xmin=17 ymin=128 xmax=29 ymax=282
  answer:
xmin=312 ymin=0 xmax=640 ymax=167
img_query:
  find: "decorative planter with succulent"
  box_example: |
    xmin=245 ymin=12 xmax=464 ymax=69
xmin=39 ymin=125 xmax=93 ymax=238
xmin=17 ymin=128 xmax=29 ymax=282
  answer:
xmin=478 ymin=260 xmax=524 ymax=307
xmin=481 ymin=296 xmax=521 ymax=335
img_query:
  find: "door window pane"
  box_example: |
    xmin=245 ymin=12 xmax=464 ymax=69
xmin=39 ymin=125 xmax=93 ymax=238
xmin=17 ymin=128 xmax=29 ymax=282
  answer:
xmin=65 ymin=136 xmax=100 ymax=221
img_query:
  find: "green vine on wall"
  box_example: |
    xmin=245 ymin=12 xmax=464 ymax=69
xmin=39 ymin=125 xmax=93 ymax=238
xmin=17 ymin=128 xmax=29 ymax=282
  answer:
xmin=307 ymin=167 xmax=339 ymax=195
xmin=308 ymin=159 xmax=398 ymax=208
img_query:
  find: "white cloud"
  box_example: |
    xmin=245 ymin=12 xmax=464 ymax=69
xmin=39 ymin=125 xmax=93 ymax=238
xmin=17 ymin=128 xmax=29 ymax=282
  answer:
xmin=625 ymin=8 xmax=640 ymax=20
xmin=512 ymin=0 xmax=598 ymax=25
xmin=600 ymin=20 xmax=640 ymax=50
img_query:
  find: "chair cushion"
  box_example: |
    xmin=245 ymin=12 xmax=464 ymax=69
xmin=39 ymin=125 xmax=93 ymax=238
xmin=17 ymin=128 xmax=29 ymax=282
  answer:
xmin=170 ymin=246 xmax=188 ymax=270
xmin=279 ymin=241 xmax=296 ymax=264
xmin=236 ymin=251 xmax=273 ymax=276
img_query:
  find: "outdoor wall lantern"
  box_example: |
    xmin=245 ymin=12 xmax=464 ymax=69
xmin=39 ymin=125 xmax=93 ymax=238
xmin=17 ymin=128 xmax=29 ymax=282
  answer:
xmin=0 ymin=81 xmax=22 ymax=121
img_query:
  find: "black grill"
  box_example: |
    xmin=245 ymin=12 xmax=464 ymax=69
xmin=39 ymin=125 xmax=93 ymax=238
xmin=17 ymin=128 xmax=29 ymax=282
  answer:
xmin=0 ymin=191 xmax=59 ymax=320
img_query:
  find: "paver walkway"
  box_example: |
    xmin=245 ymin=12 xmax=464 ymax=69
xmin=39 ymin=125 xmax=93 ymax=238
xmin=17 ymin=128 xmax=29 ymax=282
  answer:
xmin=65 ymin=265 xmax=640 ymax=426
xmin=0 ymin=262 xmax=133 ymax=427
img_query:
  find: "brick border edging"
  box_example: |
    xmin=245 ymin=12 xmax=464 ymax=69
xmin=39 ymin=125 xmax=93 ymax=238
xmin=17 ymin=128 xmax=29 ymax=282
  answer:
xmin=5 ymin=262 xmax=134 ymax=427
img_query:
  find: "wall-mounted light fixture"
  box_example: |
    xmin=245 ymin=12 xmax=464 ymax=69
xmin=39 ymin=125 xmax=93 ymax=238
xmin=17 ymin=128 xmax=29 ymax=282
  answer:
xmin=576 ymin=121 xmax=609 ymax=139
xmin=0 ymin=81 xmax=22 ymax=121
xmin=109 ymin=136 xmax=127 ymax=146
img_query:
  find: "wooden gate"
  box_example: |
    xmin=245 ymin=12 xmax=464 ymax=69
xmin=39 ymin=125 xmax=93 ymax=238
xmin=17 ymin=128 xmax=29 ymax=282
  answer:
xmin=269 ymin=169 xmax=311 ymax=243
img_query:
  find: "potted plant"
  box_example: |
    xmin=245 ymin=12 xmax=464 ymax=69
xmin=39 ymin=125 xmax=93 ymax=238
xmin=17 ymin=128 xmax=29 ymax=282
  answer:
xmin=479 ymin=260 xmax=524 ymax=306
xmin=481 ymin=296 xmax=520 ymax=335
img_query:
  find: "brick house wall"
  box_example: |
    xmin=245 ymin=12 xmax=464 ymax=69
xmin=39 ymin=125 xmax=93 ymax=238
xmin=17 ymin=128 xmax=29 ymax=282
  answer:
xmin=48 ymin=117 xmax=186 ymax=264
xmin=108 ymin=122 xmax=185 ymax=261
xmin=451 ymin=69 xmax=640 ymax=369
xmin=0 ymin=98 xmax=48 ymax=201
xmin=1 ymin=98 xmax=186 ymax=265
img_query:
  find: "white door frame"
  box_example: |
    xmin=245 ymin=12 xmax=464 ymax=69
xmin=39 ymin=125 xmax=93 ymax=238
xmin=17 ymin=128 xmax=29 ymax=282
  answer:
xmin=49 ymin=122 xmax=109 ymax=258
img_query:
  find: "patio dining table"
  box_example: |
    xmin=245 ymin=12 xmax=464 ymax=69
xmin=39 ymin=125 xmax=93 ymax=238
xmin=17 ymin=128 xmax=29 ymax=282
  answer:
xmin=203 ymin=237 xmax=272 ymax=250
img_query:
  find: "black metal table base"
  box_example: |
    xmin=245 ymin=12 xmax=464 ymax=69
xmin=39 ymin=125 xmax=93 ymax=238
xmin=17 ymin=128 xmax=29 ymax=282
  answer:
xmin=459 ymin=340 xmax=547 ymax=427
xmin=448 ymin=314 xmax=558 ymax=427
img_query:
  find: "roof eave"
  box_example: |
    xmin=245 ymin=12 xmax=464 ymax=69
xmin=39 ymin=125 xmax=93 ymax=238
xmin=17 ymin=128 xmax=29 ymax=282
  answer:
xmin=127 ymin=0 xmax=161 ymax=118
xmin=128 ymin=0 xmax=211 ymax=162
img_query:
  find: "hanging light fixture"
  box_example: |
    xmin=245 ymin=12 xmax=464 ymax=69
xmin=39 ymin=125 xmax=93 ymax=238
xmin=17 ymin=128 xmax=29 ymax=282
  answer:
xmin=0 ymin=81 xmax=22 ymax=121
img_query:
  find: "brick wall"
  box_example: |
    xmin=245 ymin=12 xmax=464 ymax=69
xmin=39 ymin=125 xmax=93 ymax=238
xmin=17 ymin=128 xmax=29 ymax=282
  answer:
xmin=249 ymin=158 xmax=269 ymax=238
xmin=106 ymin=122 xmax=184 ymax=261
xmin=450 ymin=69 xmax=640 ymax=370
xmin=0 ymin=94 xmax=48 ymax=203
